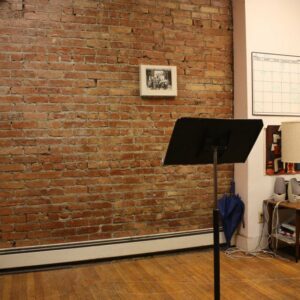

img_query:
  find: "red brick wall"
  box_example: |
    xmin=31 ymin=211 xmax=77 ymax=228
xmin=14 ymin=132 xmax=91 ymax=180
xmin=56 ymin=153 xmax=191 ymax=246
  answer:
xmin=0 ymin=0 xmax=233 ymax=248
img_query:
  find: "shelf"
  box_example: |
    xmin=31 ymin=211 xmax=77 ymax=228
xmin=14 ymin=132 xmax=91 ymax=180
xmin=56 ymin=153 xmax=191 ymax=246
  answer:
xmin=272 ymin=233 xmax=295 ymax=245
xmin=265 ymin=199 xmax=300 ymax=262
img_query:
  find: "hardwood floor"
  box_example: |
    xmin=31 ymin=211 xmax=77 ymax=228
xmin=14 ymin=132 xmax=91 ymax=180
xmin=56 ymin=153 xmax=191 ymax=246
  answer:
xmin=1 ymin=249 xmax=300 ymax=299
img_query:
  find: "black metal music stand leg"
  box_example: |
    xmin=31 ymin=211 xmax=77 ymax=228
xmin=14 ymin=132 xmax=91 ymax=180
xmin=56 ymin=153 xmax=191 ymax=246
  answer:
xmin=213 ymin=208 xmax=220 ymax=300
xmin=213 ymin=147 xmax=220 ymax=300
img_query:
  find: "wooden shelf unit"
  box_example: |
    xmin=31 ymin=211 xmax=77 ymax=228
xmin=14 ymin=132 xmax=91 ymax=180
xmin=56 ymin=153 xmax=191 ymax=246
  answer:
xmin=265 ymin=199 xmax=300 ymax=262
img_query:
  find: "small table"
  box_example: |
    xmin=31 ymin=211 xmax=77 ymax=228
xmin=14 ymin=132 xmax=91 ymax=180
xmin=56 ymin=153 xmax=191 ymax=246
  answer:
xmin=265 ymin=199 xmax=300 ymax=262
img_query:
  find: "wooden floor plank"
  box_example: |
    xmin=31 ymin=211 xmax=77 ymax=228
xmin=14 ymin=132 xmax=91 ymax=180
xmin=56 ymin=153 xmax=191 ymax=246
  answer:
xmin=1 ymin=250 xmax=300 ymax=299
xmin=26 ymin=273 xmax=36 ymax=300
xmin=10 ymin=274 xmax=28 ymax=300
xmin=0 ymin=275 xmax=12 ymax=300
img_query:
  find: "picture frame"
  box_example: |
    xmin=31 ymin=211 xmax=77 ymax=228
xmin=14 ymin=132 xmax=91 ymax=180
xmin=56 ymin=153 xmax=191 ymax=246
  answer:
xmin=139 ymin=65 xmax=177 ymax=97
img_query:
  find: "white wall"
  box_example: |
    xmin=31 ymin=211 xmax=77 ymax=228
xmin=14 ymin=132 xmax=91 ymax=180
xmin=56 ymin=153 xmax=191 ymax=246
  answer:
xmin=233 ymin=0 xmax=300 ymax=249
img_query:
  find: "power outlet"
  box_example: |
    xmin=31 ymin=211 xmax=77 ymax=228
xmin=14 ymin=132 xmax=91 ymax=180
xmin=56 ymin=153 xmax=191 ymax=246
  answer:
xmin=258 ymin=211 xmax=264 ymax=223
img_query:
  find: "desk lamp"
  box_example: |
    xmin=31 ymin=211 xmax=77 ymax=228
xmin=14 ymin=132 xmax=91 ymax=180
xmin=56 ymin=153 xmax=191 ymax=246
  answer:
xmin=281 ymin=122 xmax=300 ymax=202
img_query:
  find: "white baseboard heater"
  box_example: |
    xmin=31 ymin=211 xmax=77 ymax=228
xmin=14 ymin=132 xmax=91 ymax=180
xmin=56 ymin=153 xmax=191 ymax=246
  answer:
xmin=0 ymin=228 xmax=225 ymax=270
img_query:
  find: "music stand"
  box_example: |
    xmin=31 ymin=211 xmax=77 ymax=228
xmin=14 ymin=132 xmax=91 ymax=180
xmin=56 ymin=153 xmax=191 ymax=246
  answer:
xmin=163 ymin=118 xmax=263 ymax=300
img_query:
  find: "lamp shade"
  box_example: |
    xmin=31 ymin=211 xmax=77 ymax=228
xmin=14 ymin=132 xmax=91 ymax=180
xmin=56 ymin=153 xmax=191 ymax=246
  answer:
xmin=281 ymin=122 xmax=300 ymax=163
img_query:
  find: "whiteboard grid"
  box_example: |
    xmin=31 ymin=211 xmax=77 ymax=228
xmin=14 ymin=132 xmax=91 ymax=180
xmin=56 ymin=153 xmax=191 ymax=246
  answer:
xmin=252 ymin=52 xmax=300 ymax=116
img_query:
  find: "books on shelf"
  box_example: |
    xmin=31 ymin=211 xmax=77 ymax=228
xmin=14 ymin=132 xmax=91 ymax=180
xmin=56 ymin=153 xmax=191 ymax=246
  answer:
xmin=275 ymin=223 xmax=296 ymax=242
xmin=272 ymin=233 xmax=295 ymax=244
xmin=280 ymin=223 xmax=295 ymax=233
xmin=278 ymin=228 xmax=295 ymax=239
xmin=279 ymin=223 xmax=295 ymax=238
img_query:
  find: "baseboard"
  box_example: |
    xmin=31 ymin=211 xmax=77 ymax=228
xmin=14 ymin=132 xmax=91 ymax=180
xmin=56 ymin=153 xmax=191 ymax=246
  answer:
xmin=0 ymin=228 xmax=225 ymax=270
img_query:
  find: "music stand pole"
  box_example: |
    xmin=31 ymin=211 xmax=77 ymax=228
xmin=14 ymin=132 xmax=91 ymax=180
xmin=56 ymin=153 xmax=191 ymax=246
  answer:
xmin=213 ymin=146 xmax=220 ymax=300
xmin=163 ymin=117 xmax=263 ymax=300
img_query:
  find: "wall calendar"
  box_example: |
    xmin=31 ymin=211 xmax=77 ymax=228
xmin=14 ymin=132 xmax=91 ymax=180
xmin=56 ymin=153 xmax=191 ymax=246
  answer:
xmin=252 ymin=52 xmax=300 ymax=116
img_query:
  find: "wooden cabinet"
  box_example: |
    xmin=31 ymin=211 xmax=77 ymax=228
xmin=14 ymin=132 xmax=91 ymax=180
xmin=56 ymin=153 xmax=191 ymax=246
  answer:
xmin=265 ymin=199 xmax=300 ymax=262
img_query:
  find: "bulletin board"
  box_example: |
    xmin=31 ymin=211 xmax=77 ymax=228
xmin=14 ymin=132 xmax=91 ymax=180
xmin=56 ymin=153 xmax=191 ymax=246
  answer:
xmin=252 ymin=52 xmax=300 ymax=116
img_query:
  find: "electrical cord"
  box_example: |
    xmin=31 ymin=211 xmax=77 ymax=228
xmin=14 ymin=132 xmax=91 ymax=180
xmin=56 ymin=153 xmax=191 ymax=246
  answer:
xmin=271 ymin=199 xmax=284 ymax=254
xmin=224 ymin=198 xmax=289 ymax=261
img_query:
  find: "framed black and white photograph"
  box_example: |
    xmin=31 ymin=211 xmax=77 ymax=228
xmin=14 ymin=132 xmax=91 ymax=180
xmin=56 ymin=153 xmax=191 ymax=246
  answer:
xmin=140 ymin=65 xmax=177 ymax=97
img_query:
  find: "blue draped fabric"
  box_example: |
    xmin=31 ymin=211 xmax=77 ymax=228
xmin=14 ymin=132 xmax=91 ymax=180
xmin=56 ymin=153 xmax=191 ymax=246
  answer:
xmin=217 ymin=182 xmax=244 ymax=247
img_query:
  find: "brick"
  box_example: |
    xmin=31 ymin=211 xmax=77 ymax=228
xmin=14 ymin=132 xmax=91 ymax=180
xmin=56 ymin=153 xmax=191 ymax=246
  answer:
xmin=15 ymin=223 xmax=41 ymax=232
xmin=0 ymin=164 xmax=25 ymax=172
xmin=180 ymin=4 xmax=199 ymax=11
xmin=0 ymin=182 xmax=24 ymax=190
xmin=205 ymin=70 xmax=225 ymax=77
xmin=1 ymin=215 xmax=26 ymax=224
xmin=0 ymin=208 xmax=13 ymax=216
xmin=27 ymin=231 xmax=51 ymax=239
xmin=201 ymin=6 xmax=219 ymax=14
